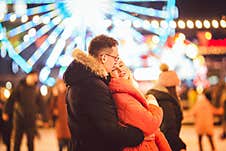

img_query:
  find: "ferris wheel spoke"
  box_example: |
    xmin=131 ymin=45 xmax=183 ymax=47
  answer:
xmin=45 ymin=37 xmax=66 ymax=69
xmin=65 ymin=31 xmax=79 ymax=55
xmin=114 ymin=0 xmax=167 ymax=2
xmin=2 ymin=39 xmax=32 ymax=73
xmin=1 ymin=0 xmax=178 ymax=86
xmin=113 ymin=11 xmax=164 ymax=35
xmin=27 ymin=21 xmax=65 ymax=66
xmin=131 ymin=28 xmax=144 ymax=42
xmin=26 ymin=3 xmax=57 ymax=16
xmin=15 ymin=15 xmax=63 ymax=54
xmin=4 ymin=0 xmax=59 ymax=4
xmin=8 ymin=10 xmax=59 ymax=37
xmin=114 ymin=2 xmax=168 ymax=19
xmin=1 ymin=3 xmax=57 ymax=22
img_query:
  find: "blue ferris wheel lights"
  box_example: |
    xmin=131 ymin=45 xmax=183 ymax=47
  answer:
xmin=45 ymin=77 xmax=56 ymax=87
xmin=15 ymin=20 xmax=56 ymax=54
xmin=39 ymin=66 xmax=51 ymax=83
xmin=27 ymin=39 xmax=51 ymax=66
xmin=0 ymin=24 xmax=32 ymax=73
xmin=114 ymin=11 xmax=164 ymax=36
xmin=114 ymin=3 xmax=168 ymax=19
xmin=4 ymin=0 xmax=58 ymax=4
xmin=26 ymin=3 xmax=56 ymax=16
xmin=115 ymin=0 xmax=167 ymax=2
xmin=64 ymin=31 xmax=79 ymax=55
xmin=1 ymin=3 xmax=56 ymax=22
xmin=46 ymin=38 xmax=66 ymax=68
xmin=131 ymin=28 xmax=144 ymax=42
xmin=2 ymin=40 xmax=32 ymax=73
xmin=56 ymin=2 xmax=72 ymax=18
xmin=28 ymin=22 xmax=64 ymax=66
xmin=8 ymin=10 xmax=58 ymax=37
xmin=1 ymin=0 xmax=178 ymax=85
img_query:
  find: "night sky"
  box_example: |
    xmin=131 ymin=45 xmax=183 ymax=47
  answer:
xmin=176 ymin=0 xmax=226 ymax=39
xmin=177 ymin=0 xmax=226 ymax=19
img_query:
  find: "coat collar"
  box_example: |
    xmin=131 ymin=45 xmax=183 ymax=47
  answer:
xmin=109 ymin=78 xmax=148 ymax=108
xmin=72 ymin=49 xmax=108 ymax=78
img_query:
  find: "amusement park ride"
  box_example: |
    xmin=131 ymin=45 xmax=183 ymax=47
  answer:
xmin=0 ymin=0 xmax=178 ymax=86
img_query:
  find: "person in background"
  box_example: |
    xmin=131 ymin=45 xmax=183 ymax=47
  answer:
xmin=146 ymin=63 xmax=186 ymax=151
xmin=1 ymin=87 xmax=14 ymax=151
xmin=63 ymin=35 xmax=144 ymax=151
xmin=187 ymin=86 xmax=198 ymax=108
xmin=1 ymin=89 xmax=13 ymax=151
xmin=3 ymin=70 xmax=41 ymax=151
xmin=109 ymin=61 xmax=171 ymax=151
xmin=190 ymin=89 xmax=223 ymax=151
xmin=219 ymin=83 xmax=226 ymax=139
xmin=50 ymin=79 xmax=71 ymax=151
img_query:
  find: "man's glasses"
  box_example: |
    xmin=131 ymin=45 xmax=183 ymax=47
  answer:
xmin=103 ymin=54 xmax=120 ymax=61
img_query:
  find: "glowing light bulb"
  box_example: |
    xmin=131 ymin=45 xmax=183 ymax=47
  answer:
xmin=220 ymin=20 xmax=226 ymax=28
xmin=212 ymin=20 xmax=219 ymax=28
xmin=195 ymin=20 xmax=202 ymax=29
xmin=186 ymin=20 xmax=194 ymax=29
xmin=178 ymin=20 xmax=185 ymax=29
xmin=203 ymin=20 xmax=210 ymax=28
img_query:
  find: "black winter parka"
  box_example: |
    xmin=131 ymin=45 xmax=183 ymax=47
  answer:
xmin=146 ymin=89 xmax=186 ymax=151
xmin=63 ymin=50 xmax=144 ymax=151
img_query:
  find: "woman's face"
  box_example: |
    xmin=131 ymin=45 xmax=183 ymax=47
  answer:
xmin=111 ymin=61 xmax=130 ymax=79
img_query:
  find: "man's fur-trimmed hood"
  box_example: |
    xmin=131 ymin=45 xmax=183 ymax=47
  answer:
xmin=63 ymin=49 xmax=108 ymax=86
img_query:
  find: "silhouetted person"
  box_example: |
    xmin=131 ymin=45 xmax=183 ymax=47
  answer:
xmin=4 ymin=71 xmax=41 ymax=151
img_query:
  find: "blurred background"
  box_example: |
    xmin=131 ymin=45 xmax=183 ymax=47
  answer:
xmin=0 ymin=0 xmax=226 ymax=150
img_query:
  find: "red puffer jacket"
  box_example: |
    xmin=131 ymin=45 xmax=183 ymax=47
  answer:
xmin=109 ymin=78 xmax=172 ymax=151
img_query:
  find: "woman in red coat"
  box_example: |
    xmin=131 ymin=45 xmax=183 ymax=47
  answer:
xmin=109 ymin=61 xmax=171 ymax=151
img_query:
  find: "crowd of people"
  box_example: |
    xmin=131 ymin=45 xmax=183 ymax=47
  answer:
xmin=0 ymin=34 xmax=225 ymax=151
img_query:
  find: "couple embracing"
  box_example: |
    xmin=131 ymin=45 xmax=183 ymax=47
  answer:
xmin=63 ymin=35 xmax=171 ymax=151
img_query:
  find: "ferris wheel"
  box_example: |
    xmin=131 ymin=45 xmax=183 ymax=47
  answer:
xmin=0 ymin=0 xmax=178 ymax=86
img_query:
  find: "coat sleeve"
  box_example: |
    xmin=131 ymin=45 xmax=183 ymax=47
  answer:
xmin=160 ymin=101 xmax=186 ymax=151
xmin=155 ymin=130 xmax=172 ymax=151
xmin=80 ymin=79 xmax=144 ymax=148
xmin=113 ymin=93 xmax=163 ymax=135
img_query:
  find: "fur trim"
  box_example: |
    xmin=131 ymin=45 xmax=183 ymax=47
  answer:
xmin=72 ymin=49 xmax=108 ymax=78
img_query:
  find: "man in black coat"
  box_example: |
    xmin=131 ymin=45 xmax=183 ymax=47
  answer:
xmin=63 ymin=35 xmax=144 ymax=151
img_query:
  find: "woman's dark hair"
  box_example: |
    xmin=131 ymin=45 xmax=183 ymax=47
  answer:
xmin=88 ymin=34 xmax=118 ymax=57
xmin=166 ymin=86 xmax=179 ymax=101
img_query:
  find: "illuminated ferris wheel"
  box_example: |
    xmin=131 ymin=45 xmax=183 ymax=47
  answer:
xmin=0 ymin=0 xmax=178 ymax=86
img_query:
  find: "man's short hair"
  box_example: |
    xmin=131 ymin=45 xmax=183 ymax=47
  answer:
xmin=88 ymin=34 xmax=118 ymax=57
